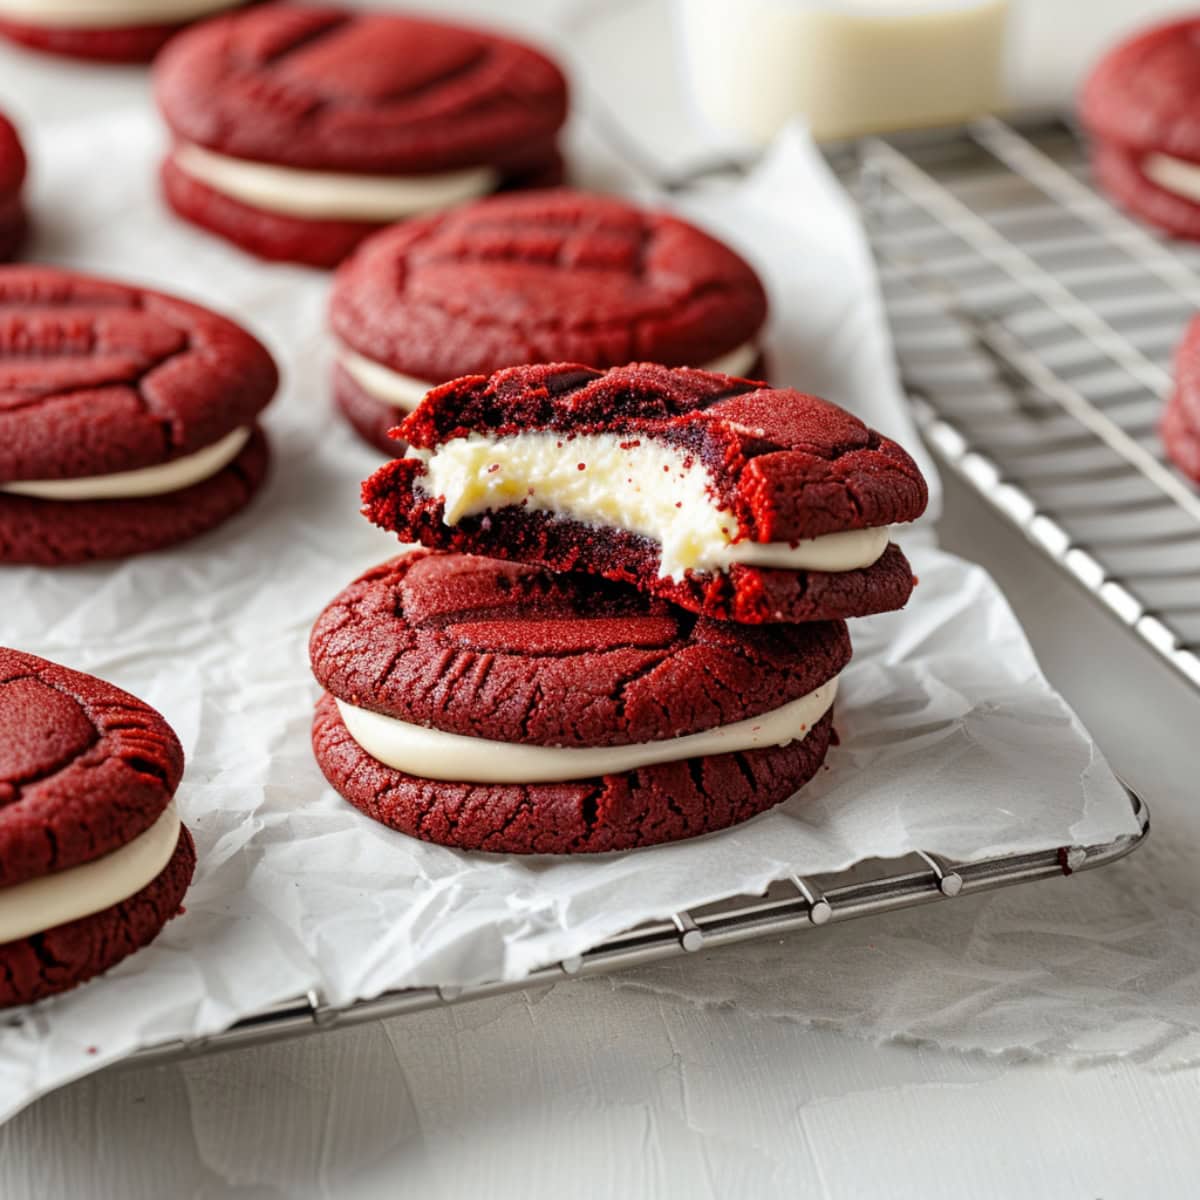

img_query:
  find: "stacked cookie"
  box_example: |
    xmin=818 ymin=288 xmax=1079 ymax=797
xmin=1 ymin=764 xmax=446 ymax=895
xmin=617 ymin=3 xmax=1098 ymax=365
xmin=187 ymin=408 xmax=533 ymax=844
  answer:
xmin=311 ymin=362 xmax=928 ymax=854
xmin=0 ymin=112 xmax=25 ymax=262
xmin=0 ymin=649 xmax=195 ymax=1008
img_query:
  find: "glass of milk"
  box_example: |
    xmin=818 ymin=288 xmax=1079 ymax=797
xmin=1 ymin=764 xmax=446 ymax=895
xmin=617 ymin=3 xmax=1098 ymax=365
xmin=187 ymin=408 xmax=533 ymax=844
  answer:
xmin=676 ymin=0 xmax=1010 ymax=145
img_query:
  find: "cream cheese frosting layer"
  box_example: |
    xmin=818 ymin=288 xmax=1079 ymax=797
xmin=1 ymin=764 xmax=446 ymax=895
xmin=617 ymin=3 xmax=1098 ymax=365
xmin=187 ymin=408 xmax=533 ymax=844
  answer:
xmin=0 ymin=804 xmax=181 ymax=944
xmin=336 ymin=677 xmax=837 ymax=784
xmin=1142 ymin=153 xmax=1200 ymax=203
xmin=409 ymin=432 xmax=891 ymax=579
xmin=1 ymin=426 xmax=250 ymax=501
xmin=339 ymin=347 xmax=436 ymax=413
xmin=174 ymin=143 xmax=500 ymax=222
xmin=0 ymin=0 xmax=234 ymax=27
xmin=337 ymin=340 xmax=762 ymax=414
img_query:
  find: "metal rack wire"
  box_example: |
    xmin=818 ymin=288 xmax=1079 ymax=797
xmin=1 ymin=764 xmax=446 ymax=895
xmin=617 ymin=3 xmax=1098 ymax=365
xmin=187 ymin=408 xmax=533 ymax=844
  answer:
xmin=127 ymin=790 xmax=1147 ymax=1068
xmin=828 ymin=115 xmax=1200 ymax=689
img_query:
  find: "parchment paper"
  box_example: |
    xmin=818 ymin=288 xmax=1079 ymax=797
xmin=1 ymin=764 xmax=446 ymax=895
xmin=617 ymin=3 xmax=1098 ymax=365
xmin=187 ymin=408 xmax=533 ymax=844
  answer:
xmin=0 ymin=108 xmax=1138 ymax=1124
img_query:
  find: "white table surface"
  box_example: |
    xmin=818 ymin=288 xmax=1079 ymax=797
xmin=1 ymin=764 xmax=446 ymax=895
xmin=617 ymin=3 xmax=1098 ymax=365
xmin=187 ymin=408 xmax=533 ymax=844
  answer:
xmin=4 ymin=2 xmax=1200 ymax=1196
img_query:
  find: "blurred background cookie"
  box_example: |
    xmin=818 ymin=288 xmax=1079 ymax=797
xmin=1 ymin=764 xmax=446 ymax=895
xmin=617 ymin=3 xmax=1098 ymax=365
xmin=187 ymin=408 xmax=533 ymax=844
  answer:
xmin=0 ymin=0 xmax=245 ymax=63
xmin=154 ymin=4 xmax=569 ymax=267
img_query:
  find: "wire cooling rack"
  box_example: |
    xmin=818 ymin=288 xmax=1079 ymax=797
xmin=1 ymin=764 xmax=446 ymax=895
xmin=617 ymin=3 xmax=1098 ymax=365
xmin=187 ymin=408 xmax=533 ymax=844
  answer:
xmin=124 ymin=113 xmax=1163 ymax=1070
xmin=827 ymin=114 xmax=1200 ymax=690
xmin=127 ymin=789 xmax=1147 ymax=1068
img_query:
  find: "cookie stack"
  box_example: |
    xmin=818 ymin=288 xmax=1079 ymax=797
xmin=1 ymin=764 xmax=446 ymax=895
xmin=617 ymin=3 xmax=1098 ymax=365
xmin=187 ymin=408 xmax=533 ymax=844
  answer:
xmin=0 ymin=648 xmax=195 ymax=1008
xmin=153 ymin=5 xmax=570 ymax=267
xmin=1081 ymin=16 xmax=1200 ymax=243
xmin=310 ymin=362 xmax=928 ymax=855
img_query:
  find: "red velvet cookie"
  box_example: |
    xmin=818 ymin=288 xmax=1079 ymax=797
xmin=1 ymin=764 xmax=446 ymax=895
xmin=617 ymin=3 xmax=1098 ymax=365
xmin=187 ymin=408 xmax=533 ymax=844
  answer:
xmin=310 ymin=551 xmax=848 ymax=854
xmin=363 ymin=363 xmax=927 ymax=624
xmin=154 ymin=5 xmax=570 ymax=267
xmin=1081 ymin=18 xmax=1200 ymax=238
xmin=0 ymin=647 xmax=194 ymax=1008
xmin=330 ymin=189 xmax=768 ymax=452
xmin=0 ymin=112 xmax=26 ymax=262
xmin=0 ymin=1 xmax=245 ymax=63
xmin=0 ymin=265 xmax=277 ymax=564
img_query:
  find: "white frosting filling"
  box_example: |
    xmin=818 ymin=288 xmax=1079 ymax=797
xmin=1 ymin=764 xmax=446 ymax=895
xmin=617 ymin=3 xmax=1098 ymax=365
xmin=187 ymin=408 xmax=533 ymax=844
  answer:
xmin=0 ymin=0 xmax=233 ymax=28
xmin=0 ymin=804 xmax=180 ymax=944
xmin=340 ymin=347 xmax=437 ymax=412
xmin=174 ymin=143 xmax=500 ymax=223
xmin=1142 ymin=153 xmax=1200 ymax=204
xmin=336 ymin=340 xmax=762 ymax=414
xmin=1 ymin=426 xmax=250 ymax=501
xmin=409 ymin=432 xmax=891 ymax=579
xmin=336 ymin=677 xmax=837 ymax=784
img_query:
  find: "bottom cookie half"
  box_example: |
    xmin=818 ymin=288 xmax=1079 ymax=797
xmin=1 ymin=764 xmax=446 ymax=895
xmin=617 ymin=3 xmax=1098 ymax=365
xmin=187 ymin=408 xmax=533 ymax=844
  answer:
xmin=0 ymin=827 xmax=196 ymax=1009
xmin=0 ymin=18 xmax=182 ymax=61
xmin=0 ymin=426 xmax=269 ymax=564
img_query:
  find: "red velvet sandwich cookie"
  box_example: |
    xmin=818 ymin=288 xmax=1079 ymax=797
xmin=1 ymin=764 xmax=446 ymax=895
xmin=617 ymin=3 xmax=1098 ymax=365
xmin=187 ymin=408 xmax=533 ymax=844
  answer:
xmin=363 ymin=363 xmax=928 ymax=624
xmin=0 ymin=647 xmax=194 ymax=1008
xmin=0 ymin=266 xmax=277 ymax=565
xmin=1165 ymin=314 xmax=1200 ymax=481
xmin=330 ymin=189 xmax=768 ymax=453
xmin=1081 ymin=17 xmax=1200 ymax=239
xmin=154 ymin=5 xmax=569 ymax=267
xmin=0 ymin=0 xmax=245 ymax=62
xmin=310 ymin=551 xmax=849 ymax=854
xmin=0 ymin=112 xmax=25 ymax=262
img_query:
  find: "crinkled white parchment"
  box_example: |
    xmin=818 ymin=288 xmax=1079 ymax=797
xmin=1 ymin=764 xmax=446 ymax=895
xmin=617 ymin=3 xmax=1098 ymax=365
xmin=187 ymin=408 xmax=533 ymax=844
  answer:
xmin=0 ymin=108 xmax=1138 ymax=1124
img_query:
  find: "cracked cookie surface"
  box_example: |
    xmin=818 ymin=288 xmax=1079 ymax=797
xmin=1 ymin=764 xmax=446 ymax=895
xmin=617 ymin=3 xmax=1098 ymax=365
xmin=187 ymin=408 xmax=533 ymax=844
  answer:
xmin=0 ymin=266 xmax=276 ymax=481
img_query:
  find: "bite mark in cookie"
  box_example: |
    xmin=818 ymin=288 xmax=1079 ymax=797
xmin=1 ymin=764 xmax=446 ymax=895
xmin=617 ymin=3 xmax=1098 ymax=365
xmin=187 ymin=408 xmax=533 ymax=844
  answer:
xmin=364 ymin=362 xmax=928 ymax=623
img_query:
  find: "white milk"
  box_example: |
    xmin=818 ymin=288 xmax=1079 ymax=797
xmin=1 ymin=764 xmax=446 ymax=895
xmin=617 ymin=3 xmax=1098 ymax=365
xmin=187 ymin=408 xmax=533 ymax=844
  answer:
xmin=677 ymin=0 xmax=1009 ymax=144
